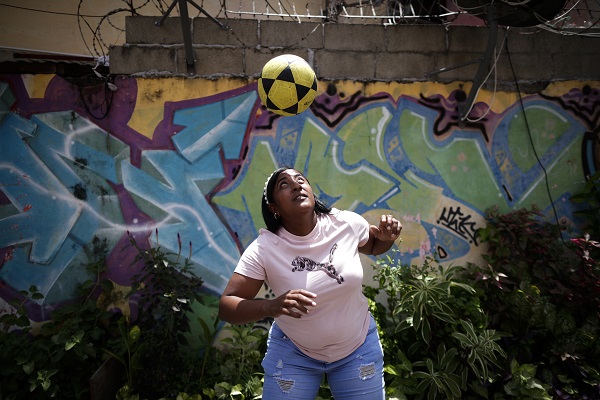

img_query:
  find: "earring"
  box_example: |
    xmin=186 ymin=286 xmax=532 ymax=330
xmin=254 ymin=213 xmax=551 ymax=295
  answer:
xmin=273 ymin=212 xmax=279 ymax=219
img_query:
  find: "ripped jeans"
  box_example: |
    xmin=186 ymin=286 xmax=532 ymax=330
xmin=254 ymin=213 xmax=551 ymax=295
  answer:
xmin=261 ymin=315 xmax=385 ymax=399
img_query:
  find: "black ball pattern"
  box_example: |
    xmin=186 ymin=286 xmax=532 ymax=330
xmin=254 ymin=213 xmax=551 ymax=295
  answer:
xmin=258 ymin=54 xmax=317 ymax=116
xmin=259 ymin=60 xmax=317 ymax=116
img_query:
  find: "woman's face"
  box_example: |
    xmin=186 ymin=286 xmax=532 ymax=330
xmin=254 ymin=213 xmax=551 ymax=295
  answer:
xmin=269 ymin=169 xmax=315 ymax=219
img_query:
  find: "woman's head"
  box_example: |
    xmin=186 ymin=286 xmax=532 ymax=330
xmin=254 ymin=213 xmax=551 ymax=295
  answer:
xmin=261 ymin=167 xmax=332 ymax=233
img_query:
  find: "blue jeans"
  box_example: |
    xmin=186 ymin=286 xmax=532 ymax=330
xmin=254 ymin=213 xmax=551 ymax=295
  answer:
xmin=261 ymin=315 xmax=385 ymax=399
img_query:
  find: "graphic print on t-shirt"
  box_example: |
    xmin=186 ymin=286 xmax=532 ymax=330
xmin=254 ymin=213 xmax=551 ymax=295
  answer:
xmin=291 ymin=244 xmax=344 ymax=284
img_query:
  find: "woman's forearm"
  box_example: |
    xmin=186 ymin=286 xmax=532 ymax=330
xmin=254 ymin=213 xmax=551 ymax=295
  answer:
xmin=218 ymin=296 xmax=273 ymax=325
xmin=371 ymin=237 xmax=396 ymax=256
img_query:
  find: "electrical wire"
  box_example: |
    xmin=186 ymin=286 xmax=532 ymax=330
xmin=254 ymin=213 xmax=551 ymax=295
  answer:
xmin=0 ymin=1 xmax=147 ymax=58
xmin=76 ymin=0 xmax=98 ymax=58
xmin=537 ymin=21 xmax=600 ymax=37
xmin=78 ymin=79 xmax=115 ymax=120
xmin=504 ymin=34 xmax=571 ymax=247
xmin=464 ymin=27 xmax=509 ymax=122
xmin=0 ymin=2 xmax=107 ymax=17
xmin=534 ymin=0 xmax=600 ymax=36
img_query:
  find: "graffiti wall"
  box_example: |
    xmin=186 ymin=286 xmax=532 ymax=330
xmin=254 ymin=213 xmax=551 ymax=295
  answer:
xmin=0 ymin=73 xmax=598 ymax=322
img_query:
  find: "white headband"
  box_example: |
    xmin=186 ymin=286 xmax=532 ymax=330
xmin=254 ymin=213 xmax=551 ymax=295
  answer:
xmin=263 ymin=169 xmax=278 ymax=205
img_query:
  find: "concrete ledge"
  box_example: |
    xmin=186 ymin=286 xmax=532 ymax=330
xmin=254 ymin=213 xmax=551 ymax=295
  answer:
xmin=260 ymin=20 xmax=323 ymax=49
xmin=183 ymin=47 xmax=245 ymax=76
xmin=553 ymin=53 xmax=600 ymax=79
xmin=427 ymin=52 xmax=483 ymax=82
xmin=245 ymin=49 xmax=315 ymax=78
xmin=376 ymin=52 xmax=436 ymax=81
xmin=126 ymin=16 xmax=187 ymax=45
xmin=316 ymin=50 xmax=375 ymax=80
xmin=109 ymin=45 xmax=178 ymax=75
xmin=324 ymin=24 xmax=385 ymax=52
xmin=445 ymin=26 xmax=493 ymax=53
xmin=110 ymin=16 xmax=600 ymax=81
xmin=194 ymin=18 xmax=257 ymax=47
xmin=386 ymin=25 xmax=447 ymax=53
xmin=495 ymin=52 xmax=554 ymax=81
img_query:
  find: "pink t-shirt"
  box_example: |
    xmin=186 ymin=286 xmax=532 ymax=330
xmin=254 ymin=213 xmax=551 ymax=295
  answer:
xmin=234 ymin=208 xmax=371 ymax=362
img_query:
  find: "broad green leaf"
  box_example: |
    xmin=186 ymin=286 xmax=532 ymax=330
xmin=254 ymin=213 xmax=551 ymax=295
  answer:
xmin=445 ymin=374 xmax=462 ymax=397
xmin=421 ymin=317 xmax=431 ymax=344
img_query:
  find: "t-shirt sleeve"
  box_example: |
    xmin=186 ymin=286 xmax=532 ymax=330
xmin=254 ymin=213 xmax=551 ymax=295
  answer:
xmin=336 ymin=209 xmax=371 ymax=247
xmin=234 ymin=234 xmax=267 ymax=281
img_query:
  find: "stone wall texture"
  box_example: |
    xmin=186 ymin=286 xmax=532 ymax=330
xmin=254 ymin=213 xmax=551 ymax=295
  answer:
xmin=109 ymin=16 xmax=600 ymax=86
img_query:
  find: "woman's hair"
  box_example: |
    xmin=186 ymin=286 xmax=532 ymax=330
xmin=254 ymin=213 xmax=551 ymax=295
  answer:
xmin=261 ymin=166 xmax=332 ymax=233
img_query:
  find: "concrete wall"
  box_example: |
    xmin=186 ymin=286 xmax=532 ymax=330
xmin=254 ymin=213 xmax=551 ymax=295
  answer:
xmin=110 ymin=16 xmax=600 ymax=85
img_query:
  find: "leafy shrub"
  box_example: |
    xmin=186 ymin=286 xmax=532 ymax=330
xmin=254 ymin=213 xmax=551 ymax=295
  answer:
xmin=0 ymin=236 xmax=119 ymax=399
xmin=201 ymin=323 xmax=267 ymax=399
xmin=364 ymin=254 xmax=507 ymax=399
xmin=471 ymin=206 xmax=600 ymax=399
xmin=115 ymin=230 xmax=206 ymax=400
xmin=570 ymin=170 xmax=600 ymax=240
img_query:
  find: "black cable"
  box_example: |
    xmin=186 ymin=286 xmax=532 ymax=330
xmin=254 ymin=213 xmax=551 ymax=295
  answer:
xmin=0 ymin=2 xmax=107 ymax=17
xmin=78 ymin=79 xmax=115 ymax=120
xmin=77 ymin=0 xmax=96 ymax=57
xmin=504 ymin=33 xmax=570 ymax=247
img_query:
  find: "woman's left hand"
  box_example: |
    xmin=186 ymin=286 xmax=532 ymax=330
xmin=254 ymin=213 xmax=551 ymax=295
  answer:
xmin=360 ymin=214 xmax=403 ymax=255
xmin=374 ymin=214 xmax=402 ymax=242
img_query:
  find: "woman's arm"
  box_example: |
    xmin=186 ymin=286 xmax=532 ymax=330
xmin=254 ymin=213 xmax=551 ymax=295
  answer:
xmin=359 ymin=214 xmax=402 ymax=256
xmin=219 ymin=272 xmax=317 ymax=324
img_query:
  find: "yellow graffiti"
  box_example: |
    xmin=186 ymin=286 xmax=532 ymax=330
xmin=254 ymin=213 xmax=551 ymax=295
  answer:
xmin=129 ymin=77 xmax=250 ymax=139
xmin=22 ymin=74 xmax=54 ymax=99
xmin=126 ymin=78 xmax=593 ymax=140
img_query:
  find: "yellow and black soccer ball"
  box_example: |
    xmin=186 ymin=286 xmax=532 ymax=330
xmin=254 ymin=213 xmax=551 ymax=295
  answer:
xmin=258 ymin=54 xmax=317 ymax=116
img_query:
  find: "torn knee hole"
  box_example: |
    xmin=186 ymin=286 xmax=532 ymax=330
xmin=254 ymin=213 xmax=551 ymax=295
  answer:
xmin=274 ymin=377 xmax=295 ymax=393
xmin=359 ymin=362 xmax=376 ymax=380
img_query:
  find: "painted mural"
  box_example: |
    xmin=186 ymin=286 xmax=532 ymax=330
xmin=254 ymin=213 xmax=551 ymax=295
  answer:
xmin=0 ymin=73 xmax=598 ymax=322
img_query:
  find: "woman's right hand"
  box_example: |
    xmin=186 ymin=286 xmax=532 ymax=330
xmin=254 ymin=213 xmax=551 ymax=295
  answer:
xmin=269 ymin=289 xmax=317 ymax=319
xmin=219 ymin=273 xmax=317 ymax=324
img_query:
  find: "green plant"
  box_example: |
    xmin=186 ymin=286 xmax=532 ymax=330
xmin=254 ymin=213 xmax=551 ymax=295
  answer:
xmin=570 ymin=170 xmax=600 ymax=239
xmin=197 ymin=313 xmax=221 ymax=389
xmin=0 ymin=236 xmax=120 ymax=400
xmin=411 ymin=344 xmax=463 ymax=399
xmin=365 ymin=253 xmax=507 ymax=399
xmin=103 ymin=316 xmax=141 ymax=388
xmin=202 ymin=323 xmax=267 ymax=399
xmin=451 ymin=320 xmax=506 ymax=382
xmin=120 ymin=230 xmax=206 ymax=400
xmin=0 ymin=285 xmax=52 ymax=400
xmin=473 ymin=206 xmax=600 ymax=399
xmin=494 ymin=360 xmax=552 ymax=400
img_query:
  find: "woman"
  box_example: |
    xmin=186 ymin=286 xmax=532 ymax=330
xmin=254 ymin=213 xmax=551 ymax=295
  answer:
xmin=219 ymin=167 xmax=402 ymax=399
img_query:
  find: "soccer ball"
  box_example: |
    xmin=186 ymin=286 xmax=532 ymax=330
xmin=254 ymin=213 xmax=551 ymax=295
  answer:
xmin=258 ymin=54 xmax=317 ymax=116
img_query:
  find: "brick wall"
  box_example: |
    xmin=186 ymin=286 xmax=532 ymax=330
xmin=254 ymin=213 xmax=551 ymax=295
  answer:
xmin=109 ymin=16 xmax=600 ymax=87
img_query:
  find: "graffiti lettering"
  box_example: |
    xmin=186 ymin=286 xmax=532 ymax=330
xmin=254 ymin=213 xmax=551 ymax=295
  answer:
xmin=437 ymin=206 xmax=478 ymax=245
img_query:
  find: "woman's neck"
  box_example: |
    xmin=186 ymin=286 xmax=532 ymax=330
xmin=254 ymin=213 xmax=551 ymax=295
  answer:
xmin=281 ymin=212 xmax=318 ymax=236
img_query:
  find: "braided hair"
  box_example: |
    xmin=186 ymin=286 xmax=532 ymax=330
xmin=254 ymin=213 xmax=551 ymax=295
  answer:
xmin=261 ymin=167 xmax=332 ymax=233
